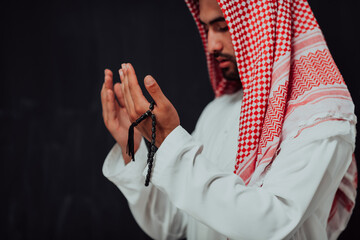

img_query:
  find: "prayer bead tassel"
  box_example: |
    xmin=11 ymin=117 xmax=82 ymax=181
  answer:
xmin=126 ymin=122 xmax=137 ymax=161
xmin=126 ymin=100 xmax=157 ymax=187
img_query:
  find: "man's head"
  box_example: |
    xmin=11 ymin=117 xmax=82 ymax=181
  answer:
xmin=199 ymin=0 xmax=240 ymax=81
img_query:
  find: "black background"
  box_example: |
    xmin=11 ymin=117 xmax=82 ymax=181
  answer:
xmin=1 ymin=0 xmax=359 ymax=239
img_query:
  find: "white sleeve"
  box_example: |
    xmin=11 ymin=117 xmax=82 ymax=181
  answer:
xmin=147 ymin=120 xmax=355 ymax=240
xmin=102 ymin=139 xmax=188 ymax=240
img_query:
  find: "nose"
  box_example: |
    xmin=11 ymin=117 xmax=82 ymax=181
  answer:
xmin=207 ymin=30 xmax=223 ymax=54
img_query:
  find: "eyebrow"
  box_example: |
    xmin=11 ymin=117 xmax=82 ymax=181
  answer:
xmin=199 ymin=17 xmax=226 ymax=26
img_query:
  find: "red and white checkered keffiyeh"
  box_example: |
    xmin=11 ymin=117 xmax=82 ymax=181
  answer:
xmin=185 ymin=0 xmax=357 ymax=238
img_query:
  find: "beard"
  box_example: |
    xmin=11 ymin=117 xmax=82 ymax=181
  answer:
xmin=214 ymin=52 xmax=240 ymax=82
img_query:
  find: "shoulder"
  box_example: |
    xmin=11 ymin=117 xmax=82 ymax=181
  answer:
xmin=192 ymin=90 xmax=243 ymax=137
xmin=199 ymin=90 xmax=243 ymax=121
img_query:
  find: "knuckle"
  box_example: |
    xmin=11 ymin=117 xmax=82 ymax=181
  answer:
xmin=134 ymin=105 xmax=143 ymax=115
xmin=162 ymin=104 xmax=171 ymax=112
xmin=129 ymin=112 xmax=137 ymax=122
xmin=148 ymin=86 xmax=157 ymax=94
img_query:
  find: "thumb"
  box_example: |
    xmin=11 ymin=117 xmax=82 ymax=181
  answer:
xmin=144 ymin=75 xmax=168 ymax=106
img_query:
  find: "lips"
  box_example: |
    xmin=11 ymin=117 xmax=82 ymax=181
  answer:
xmin=216 ymin=57 xmax=231 ymax=68
xmin=216 ymin=57 xmax=227 ymax=62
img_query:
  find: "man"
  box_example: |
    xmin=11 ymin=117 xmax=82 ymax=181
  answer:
xmin=100 ymin=0 xmax=357 ymax=239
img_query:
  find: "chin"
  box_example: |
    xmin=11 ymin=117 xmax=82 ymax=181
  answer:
xmin=222 ymin=66 xmax=240 ymax=82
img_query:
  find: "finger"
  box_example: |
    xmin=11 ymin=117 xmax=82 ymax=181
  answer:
xmin=105 ymin=68 xmax=113 ymax=78
xmin=126 ymin=63 xmax=149 ymax=109
xmin=106 ymin=89 xmax=117 ymax=123
xmin=104 ymin=69 xmax=114 ymax=90
xmin=100 ymin=83 xmax=108 ymax=122
xmin=102 ymin=69 xmax=114 ymax=122
xmin=114 ymin=82 xmax=126 ymax=108
xmin=144 ymin=75 xmax=169 ymax=107
xmin=120 ymin=76 xmax=131 ymax=116
xmin=122 ymin=64 xmax=136 ymax=114
xmin=119 ymin=67 xmax=125 ymax=83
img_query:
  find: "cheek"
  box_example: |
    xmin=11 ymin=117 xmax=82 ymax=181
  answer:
xmin=230 ymin=61 xmax=237 ymax=72
xmin=225 ymin=35 xmax=235 ymax=55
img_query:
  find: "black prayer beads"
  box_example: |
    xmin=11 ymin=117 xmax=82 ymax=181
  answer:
xmin=145 ymin=113 xmax=156 ymax=186
xmin=126 ymin=100 xmax=157 ymax=187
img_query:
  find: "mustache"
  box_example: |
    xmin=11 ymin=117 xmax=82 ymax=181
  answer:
xmin=213 ymin=52 xmax=236 ymax=61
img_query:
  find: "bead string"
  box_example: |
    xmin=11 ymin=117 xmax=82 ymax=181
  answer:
xmin=145 ymin=109 xmax=156 ymax=186
xmin=126 ymin=100 xmax=156 ymax=186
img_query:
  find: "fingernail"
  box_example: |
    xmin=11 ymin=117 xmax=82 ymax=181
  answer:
xmin=119 ymin=69 xmax=124 ymax=78
xmin=144 ymin=76 xmax=155 ymax=86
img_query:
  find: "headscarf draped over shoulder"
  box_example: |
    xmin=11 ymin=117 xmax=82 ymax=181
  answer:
xmin=184 ymin=0 xmax=357 ymax=238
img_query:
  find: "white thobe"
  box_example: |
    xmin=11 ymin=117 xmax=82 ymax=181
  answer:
xmin=103 ymin=90 xmax=356 ymax=240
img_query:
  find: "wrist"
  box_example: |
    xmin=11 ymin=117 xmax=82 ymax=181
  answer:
xmin=157 ymin=124 xmax=180 ymax=147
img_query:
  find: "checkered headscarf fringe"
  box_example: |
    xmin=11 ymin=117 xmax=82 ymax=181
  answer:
xmin=185 ymin=0 xmax=357 ymax=238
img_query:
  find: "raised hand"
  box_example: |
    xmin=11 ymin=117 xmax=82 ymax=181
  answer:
xmin=119 ymin=63 xmax=180 ymax=147
xmin=100 ymin=69 xmax=142 ymax=164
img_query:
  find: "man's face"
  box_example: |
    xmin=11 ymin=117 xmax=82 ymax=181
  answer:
xmin=199 ymin=0 xmax=240 ymax=81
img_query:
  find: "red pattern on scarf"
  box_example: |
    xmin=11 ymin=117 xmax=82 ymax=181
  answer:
xmin=185 ymin=0 xmax=357 ymax=238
